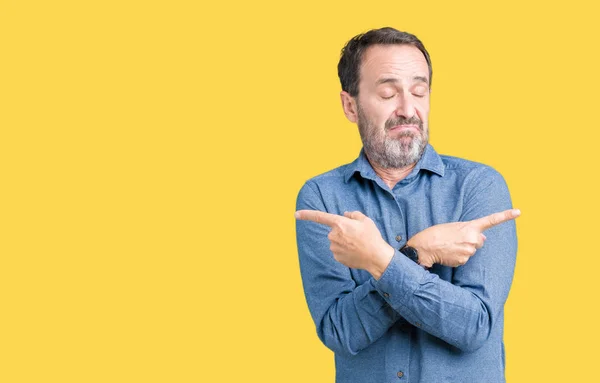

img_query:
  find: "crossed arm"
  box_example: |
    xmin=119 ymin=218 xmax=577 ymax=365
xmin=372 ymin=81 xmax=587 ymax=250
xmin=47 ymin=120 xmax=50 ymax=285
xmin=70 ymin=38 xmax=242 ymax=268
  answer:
xmin=295 ymin=208 xmax=519 ymax=278
xmin=295 ymin=176 xmax=519 ymax=355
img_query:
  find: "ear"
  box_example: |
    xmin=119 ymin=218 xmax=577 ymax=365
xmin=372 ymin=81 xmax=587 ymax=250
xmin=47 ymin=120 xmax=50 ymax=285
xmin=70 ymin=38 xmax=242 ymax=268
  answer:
xmin=340 ymin=91 xmax=358 ymax=123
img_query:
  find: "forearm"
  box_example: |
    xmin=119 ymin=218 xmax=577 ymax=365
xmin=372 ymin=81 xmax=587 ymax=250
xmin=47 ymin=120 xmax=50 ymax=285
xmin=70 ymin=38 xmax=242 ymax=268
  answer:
xmin=297 ymin=222 xmax=407 ymax=356
xmin=309 ymin=275 xmax=406 ymax=356
xmin=370 ymin=167 xmax=518 ymax=352
xmin=296 ymin=184 xmax=407 ymax=356
xmin=374 ymin=252 xmax=493 ymax=352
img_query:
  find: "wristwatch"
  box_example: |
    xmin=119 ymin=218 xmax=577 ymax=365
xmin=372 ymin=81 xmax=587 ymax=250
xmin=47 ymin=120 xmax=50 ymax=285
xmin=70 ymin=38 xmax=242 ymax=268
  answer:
xmin=399 ymin=244 xmax=419 ymax=264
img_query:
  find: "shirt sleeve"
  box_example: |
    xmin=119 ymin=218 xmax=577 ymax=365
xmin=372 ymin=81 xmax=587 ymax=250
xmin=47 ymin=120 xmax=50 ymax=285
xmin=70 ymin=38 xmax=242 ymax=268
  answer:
xmin=296 ymin=182 xmax=407 ymax=357
xmin=373 ymin=167 xmax=518 ymax=352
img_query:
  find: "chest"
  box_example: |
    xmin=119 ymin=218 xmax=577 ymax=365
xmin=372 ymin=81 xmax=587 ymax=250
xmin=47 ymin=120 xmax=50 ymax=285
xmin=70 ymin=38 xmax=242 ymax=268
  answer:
xmin=321 ymin=175 xmax=465 ymax=285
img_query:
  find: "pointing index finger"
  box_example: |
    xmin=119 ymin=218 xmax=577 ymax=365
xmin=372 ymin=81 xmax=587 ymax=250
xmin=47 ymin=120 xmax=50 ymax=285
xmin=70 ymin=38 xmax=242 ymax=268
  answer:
xmin=295 ymin=210 xmax=344 ymax=227
xmin=470 ymin=209 xmax=521 ymax=231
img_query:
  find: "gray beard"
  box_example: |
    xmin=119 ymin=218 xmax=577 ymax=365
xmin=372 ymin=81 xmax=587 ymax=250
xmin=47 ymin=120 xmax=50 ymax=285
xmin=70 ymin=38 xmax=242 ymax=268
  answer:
xmin=357 ymin=107 xmax=428 ymax=169
xmin=362 ymin=130 xmax=427 ymax=169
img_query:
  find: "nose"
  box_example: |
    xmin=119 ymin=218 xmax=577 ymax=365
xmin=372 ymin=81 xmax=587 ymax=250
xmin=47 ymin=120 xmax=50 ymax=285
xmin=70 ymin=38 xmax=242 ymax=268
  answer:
xmin=395 ymin=92 xmax=416 ymax=119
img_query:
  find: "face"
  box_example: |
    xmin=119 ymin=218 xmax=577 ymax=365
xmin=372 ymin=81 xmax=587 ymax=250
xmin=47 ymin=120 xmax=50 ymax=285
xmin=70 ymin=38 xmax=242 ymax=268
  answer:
xmin=343 ymin=44 xmax=430 ymax=169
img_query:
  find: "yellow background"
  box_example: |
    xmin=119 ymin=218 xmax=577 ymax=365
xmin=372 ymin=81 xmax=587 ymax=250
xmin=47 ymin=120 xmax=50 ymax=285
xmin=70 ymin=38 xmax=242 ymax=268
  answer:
xmin=1 ymin=0 xmax=599 ymax=381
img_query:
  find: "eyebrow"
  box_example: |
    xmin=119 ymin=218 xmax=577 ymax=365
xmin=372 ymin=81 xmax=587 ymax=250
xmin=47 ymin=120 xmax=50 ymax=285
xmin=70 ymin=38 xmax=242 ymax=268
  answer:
xmin=376 ymin=76 xmax=429 ymax=86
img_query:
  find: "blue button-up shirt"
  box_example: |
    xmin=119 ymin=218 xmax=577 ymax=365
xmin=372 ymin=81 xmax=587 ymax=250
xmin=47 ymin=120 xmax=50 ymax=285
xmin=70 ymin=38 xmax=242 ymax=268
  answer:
xmin=295 ymin=144 xmax=517 ymax=383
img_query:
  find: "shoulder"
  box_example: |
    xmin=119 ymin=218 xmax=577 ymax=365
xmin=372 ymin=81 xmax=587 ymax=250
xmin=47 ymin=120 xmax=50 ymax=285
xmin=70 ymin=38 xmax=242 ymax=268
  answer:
xmin=295 ymin=161 xmax=354 ymax=208
xmin=440 ymin=154 xmax=506 ymax=185
xmin=441 ymin=157 xmax=514 ymax=223
xmin=298 ymin=161 xmax=354 ymax=195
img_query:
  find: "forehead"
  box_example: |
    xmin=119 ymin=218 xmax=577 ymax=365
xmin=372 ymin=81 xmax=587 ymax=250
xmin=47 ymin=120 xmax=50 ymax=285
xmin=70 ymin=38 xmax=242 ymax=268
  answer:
xmin=359 ymin=44 xmax=429 ymax=85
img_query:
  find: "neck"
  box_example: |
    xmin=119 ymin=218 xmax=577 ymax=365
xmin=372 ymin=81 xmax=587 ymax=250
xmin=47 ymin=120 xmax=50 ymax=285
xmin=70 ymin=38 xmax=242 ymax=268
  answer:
xmin=366 ymin=154 xmax=416 ymax=189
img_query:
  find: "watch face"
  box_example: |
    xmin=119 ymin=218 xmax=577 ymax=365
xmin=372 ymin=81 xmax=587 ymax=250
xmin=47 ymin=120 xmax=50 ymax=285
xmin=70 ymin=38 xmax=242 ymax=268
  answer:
xmin=401 ymin=246 xmax=419 ymax=263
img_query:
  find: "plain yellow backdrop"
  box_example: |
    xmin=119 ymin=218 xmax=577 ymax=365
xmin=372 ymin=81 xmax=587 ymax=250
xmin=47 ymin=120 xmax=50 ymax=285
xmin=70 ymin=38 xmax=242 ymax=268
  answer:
xmin=1 ymin=0 xmax=599 ymax=381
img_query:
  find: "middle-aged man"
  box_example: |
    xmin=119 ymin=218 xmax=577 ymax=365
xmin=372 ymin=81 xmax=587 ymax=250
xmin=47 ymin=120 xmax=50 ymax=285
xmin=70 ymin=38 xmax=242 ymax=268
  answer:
xmin=295 ymin=28 xmax=520 ymax=383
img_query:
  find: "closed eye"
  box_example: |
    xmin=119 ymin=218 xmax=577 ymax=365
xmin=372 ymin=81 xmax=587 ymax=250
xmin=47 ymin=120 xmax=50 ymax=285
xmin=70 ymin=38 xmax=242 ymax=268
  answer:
xmin=412 ymin=86 xmax=428 ymax=98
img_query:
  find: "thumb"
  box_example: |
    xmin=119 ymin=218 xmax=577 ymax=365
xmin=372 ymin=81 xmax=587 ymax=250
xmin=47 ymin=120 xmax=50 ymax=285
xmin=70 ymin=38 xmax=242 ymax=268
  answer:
xmin=344 ymin=211 xmax=368 ymax=221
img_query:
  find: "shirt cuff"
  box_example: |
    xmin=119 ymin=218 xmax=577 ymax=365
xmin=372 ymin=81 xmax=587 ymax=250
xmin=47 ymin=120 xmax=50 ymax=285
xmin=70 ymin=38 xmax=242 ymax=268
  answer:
xmin=373 ymin=249 xmax=428 ymax=305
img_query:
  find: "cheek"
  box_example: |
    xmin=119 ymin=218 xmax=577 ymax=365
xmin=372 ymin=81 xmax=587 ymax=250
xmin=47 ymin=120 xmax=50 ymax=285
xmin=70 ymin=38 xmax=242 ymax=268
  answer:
xmin=376 ymin=104 xmax=400 ymax=124
xmin=362 ymin=101 xmax=395 ymax=126
xmin=415 ymin=101 xmax=430 ymax=123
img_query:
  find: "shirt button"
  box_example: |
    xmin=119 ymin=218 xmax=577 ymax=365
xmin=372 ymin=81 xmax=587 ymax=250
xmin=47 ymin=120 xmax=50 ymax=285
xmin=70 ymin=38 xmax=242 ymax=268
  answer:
xmin=397 ymin=371 xmax=404 ymax=378
xmin=395 ymin=235 xmax=402 ymax=242
xmin=383 ymin=292 xmax=390 ymax=298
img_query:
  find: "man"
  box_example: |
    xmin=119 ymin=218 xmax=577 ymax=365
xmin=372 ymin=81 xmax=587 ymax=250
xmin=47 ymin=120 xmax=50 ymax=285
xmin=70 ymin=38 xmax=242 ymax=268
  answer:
xmin=295 ymin=27 xmax=520 ymax=383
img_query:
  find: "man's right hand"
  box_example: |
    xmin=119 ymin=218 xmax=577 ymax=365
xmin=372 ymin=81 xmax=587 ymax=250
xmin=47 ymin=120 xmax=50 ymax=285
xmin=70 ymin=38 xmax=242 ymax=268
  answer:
xmin=408 ymin=209 xmax=521 ymax=268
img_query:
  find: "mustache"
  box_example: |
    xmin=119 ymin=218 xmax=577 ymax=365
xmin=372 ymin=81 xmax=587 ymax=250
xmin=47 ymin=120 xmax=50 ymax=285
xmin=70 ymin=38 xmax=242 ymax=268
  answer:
xmin=385 ymin=116 xmax=423 ymax=131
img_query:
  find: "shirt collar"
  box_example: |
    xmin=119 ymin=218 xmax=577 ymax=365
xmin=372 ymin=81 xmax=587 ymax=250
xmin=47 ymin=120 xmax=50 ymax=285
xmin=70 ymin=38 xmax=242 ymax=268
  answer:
xmin=344 ymin=144 xmax=445 ymax=183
